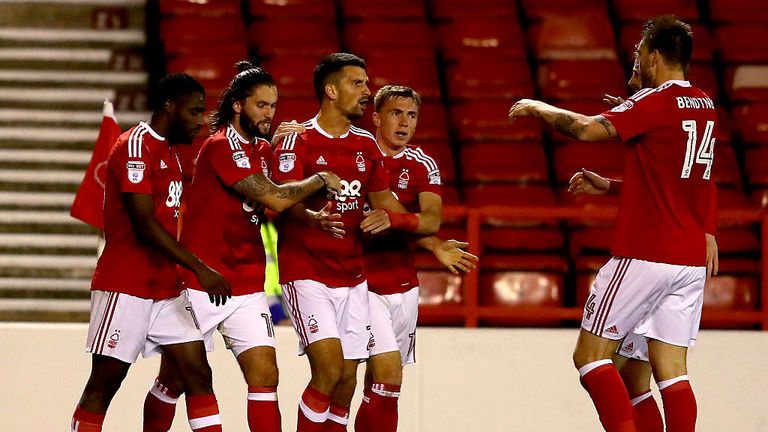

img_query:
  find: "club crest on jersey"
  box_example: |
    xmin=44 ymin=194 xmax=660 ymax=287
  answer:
xmin=233 ymin=151 xmax=251 ymax=169
xmin=356 ymin=152 xmax=366 ymax=172
xmin=316 ymin=155 xmax=327 ymax=165
xmin=428 ymin=170 xmax=442 ymax=185
xmin=159 ymin=160 xmax=167 ymax=170
xmin=126 ymin=161 xmax=145 ymax=184
xmin=260 ymin=158 xmax=269 ymax=176
xmin=398 ymin=169 xmax=410 ymax=189
xmin=279 ymin=153 xmax=295 ymax=173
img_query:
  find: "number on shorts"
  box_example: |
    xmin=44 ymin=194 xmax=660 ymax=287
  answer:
xmin=584 ymin=293 xmax=597 ymax=321
xmin=261 ymin=313 xmax=274 ymax=338
xmin=680 ymin=119 xmax=715 ymax=180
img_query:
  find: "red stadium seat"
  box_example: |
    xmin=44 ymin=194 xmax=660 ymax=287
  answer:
xmin=613 ymin=0 xmax=699 ymax=23
xmin=481 ymin=227 xmax=565 ymax=252
xmin=451 ymin=100 xmax=543 ymax=142
xmin=248 ymin=19 xmax=339 ymax=58
xmin=482 ymin=254 xmax=569 ymax=272
xmin=430 ymin=0 xmax=518 ymax=20
xmin=732 ymin=103 xmax=768 ymax=145
xmin=345 ymin=21 xmax=435 ymax=58
xmin=688 ymin=64 xmax=719 ymax=100
xmin=460 ymin=142 xmax=549 ymax=183
xmin=714 ymin=26 xmax=768 ymax=63
xmin=717 ymin=227 xmax=761 ymax=254
xmin=529 ymin=11 xmax=617 ymax=61
xmin=463 ymin=183 xmax=557 ymax=208
xmin=365 ymin=54 xmax=441 ymax=100
xmin=159 ymin=0 xmax=240 ymax=16
xmin=445 ymin=59 xmax=533 ymax=101
xmin=704 ymin=276 xmax=758 ymax=310
xmin=724 ymin=65 xmax=768 ymax=102
xmin=709 ymin=0 xmax=768 ymax=23
xmin=161 ymin=15 xmax=246 ymax=55
xmin=166 ymin=49 xmax=247 ymax=94
xmin=272 ymin=97 xmax=318 ymax=129
xmin=441 ymin=184 xmax=461 ymax=205
xmin=260 ymin=56 xmax=319 ymax=99
xmin=745 ymin=146 xmax=768 ymax=185
xmin=538 ymin=60 xmax=626 ymax=101
xmin=521 ymin=0 xmax=607 ymax=19
xmin=716 ymin=106 xmax=734 ymax=145
xmin=340 ymin=0 xmax=426 ymax=19
xmin=752 ymin=188 xmax=768 ymax=207
xmin=417 ymin=271 xmax=463 ymax=305
xmin=249 ymin=0 xmax=335 ymax=19
xmin=718 ymin=187 xmax=758 ymax=210
xmin=479 ymin=272 xmax=563 ymax=307
xmin=570 ymin=226 xmax=614 ymax=257
xmin=410 ymin=101 xmax=450 ymax=143
xmin=438 ymin=19 xmax=526 ymax=61
xmin=553 ymin=142 xmax=627 ymax=183
xmin=619 ymin=23 xmax=713 ymax=64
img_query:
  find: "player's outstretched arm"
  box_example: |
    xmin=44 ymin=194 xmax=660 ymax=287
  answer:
xmin=568 ymin=168 xmax=620 ymax=195
xmin=508 ymin=99 xmax=617 ymax=142
xmin=122 ymin=192 xmax=231 ymax=305
xmin=363 ymin=189 xmax=441 ymax=235
xmin=415 ymin=236 xmax=478 ymax=275
xmin=233 ymin=171 xmax=341 ymax=213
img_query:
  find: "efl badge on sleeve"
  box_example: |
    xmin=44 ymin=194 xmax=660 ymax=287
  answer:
xmin=126 ymin=161 xmax=146 ymax=184
xmin=279 ymin=153 xmax=296 ymax=173
xmin=428 ymin=170 xmax=442 ymax=185
xmin=233 ymin=151 xmax=251 ymax=169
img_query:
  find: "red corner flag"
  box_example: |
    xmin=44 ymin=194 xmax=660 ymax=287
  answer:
xmin=70 ymin=100 xmax=121 ymax=230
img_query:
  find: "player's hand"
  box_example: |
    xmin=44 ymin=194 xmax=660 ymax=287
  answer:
xmin=705 ymin=233 xmax=719 ymax=280
xmin=306 ymin=202 xmax=345 ymax=239
xmin=568 ymin=168 xmax=611 ymax=195
xmin=508 ymin=99 xmax=539 ymax=123
xmin=195 ymin=264 xmax=231 ymax=306
xmin=361 ymin=209 xmax=391 ymax=234
xmin=602 ymin=94 xmax=625 ymax=107
xmin=317 ymin=171 xmax=341 ymax=194
xmin=271 ymin=120 xmax=306 ymax=147
xmin=434 ymin=240 xmax=479 ymax=275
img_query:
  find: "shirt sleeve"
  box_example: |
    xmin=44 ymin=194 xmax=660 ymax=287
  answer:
xmin=272 ymin=133 xmax=306 ymax=183
xmin=414 ymin=149 xmax=442 ymax=196
xmin=600 ymin=90 xmax=665 ymax=142
xmin=114 ymin=138 xmax=153 ymax=194
xmin=206 ymin=139 xmax=260 ymax=187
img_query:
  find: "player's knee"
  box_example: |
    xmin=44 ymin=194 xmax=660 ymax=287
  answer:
xmin=312 ymin=360 xmax=344 ymax=390
xmin=180 ymin=362 xmax=214 ymax=395
xmin=372 ymin=366 xmax=402 ymax=386
xmin=244 ymin=362 xmax=279 ymax=388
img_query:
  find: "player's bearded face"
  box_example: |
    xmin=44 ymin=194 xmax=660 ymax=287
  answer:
xmin=170 ymin=92 xmax=205 ymax=145
xmin=336 ymin=66 xmax=371 ymax=120
xmin=375 ymin=97 xmax=419 ymax=149
xmin=239 ymin=85 xmax=277 ymax=140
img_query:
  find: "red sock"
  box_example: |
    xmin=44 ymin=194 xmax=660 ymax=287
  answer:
xmin=186 ymin=394 xmax=222 ymax=432
xmin=71 ymin=406 xmax=105 ymax=432
xmin=363 ymin=383 xmax=401 ymax=432
xmin=297 ymin=385 xmax=330 ymax=432
xmin=323 ymin=404 xmax=350 ymax=431
xmin=579 ymin=361 xmax=637 ymax=432
xmin=247 ymin=386 xmax=281 ymax=432
xmin=143 ymin=378 xmax=180 ymax=432
xmin=353 ymin=388 xmax=373 ymax=432
xmin=660 ymin=378 xmax=697 ymax=432
xmin=631 ymin=391 xmax=664 ymax=432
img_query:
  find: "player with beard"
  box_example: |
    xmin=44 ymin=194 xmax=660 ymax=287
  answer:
xmin=72 ymin=73 xmax=228 ymax=432
xmin=142 ymin=62 xmax=341 ymax=432
xmin=273 ymin=53 xmax=442 ymax=432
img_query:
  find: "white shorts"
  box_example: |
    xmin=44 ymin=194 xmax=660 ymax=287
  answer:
xmin=368 ymin=287 xmax=419 ymax=366
xmin=581 ymin=257 xmax=705 ymax=348
xmin=617 ymin=333 xmax=649 ymax=362
xmin=187 ymin=289 xmax=276 ymax=358
xmin=85 ymin=290 xmax=203 ymax=363
xmin=282 ymin=279 xmax=371 ymax=360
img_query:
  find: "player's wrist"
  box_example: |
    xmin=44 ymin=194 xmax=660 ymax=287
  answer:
xmin=385 ymin=209 xmax=419 ymax=232
xmin=315 ymin=172 xmax=328 ymax=186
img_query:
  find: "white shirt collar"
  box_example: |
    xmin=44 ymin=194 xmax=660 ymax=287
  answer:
xmin=139 ymin=121 xmax=165 ymax=141
xmin=311 ymin=116 xmax=349 ymax=139
xmin=661 ymin=79 xmax=691 ymax=88
xmin=227 ymin=124 xmax=248 ymax=143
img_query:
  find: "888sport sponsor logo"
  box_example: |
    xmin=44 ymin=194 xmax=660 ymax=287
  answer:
xmin=332 ymin=179 xmax=362 ymax=213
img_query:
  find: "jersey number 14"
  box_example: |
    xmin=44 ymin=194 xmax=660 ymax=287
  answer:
xmin=681 ymin=120 xmax=715 ymax=180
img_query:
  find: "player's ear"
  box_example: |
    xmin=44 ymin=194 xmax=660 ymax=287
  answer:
xmin=162 ymin=99 xmax=174 ymax=115
xmin=232 ymin=99 xmax=242 ymax=115
xmin=325 ymin=83 xmax=338 ymax=101
xmin=372 ymin=111 xmax=381 ymax=127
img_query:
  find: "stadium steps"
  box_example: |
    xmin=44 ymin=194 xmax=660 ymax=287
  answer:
xmin=0 ymin=0 xmax=147 ymax=322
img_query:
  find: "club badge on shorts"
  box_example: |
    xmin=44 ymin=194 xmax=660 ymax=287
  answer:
xmin=279 ymin=153 xmax=296 ymax=173
xmin=126 ymin=161 xmax=145 ymax=184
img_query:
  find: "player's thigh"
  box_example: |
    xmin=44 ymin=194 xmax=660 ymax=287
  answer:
xmin=85 ymin=290 xmax=152 ymax=364
xmin=335 ymin=280 xmax=371 ymax=361
xmin=282 ymin=279 xmax=340 ymax=356
xmin=647 ymin=339 xmax=688 ymax=382
xmin=237 ymin=345 xmax=279 ymax=387
xmin=304 ymin=337 xmax=345 ymax=382
xmin=218 ymin=292 xmax=276 ymax=357
xmin=573 ymin=327 xmax=622 ymax=368
xmin=145 ymin=290 xmax=204 ymax=359
xmin=368 ymin=351 xmax=403 ymax=386
xmin=618 ymin=358 xmax=653 ymax=398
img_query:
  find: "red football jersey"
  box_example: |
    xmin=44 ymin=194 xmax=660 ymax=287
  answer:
xmin=601 ymin=80 xmax=718 ymax=266
xmin=272 ymin=117 xmax=389 ymax=287
xmin=179 ymin=126 xmax=273 ymax=296
xmin=364 ymin=145 xmax=442 ymax=296
xmin=91 ymin=122 xmax=184 ymax=299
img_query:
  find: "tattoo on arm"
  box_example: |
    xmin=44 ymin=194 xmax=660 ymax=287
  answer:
xmin=594 ymin=115 xmax=616 ymax=137
xmin=552 ymin=112 xmax=588 ymax=139
xmin=234 ymin=173 xmax=324 ymax=203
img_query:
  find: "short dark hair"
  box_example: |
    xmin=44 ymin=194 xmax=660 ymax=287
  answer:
xmin=313 ymin=53 xmax=366 ymax=102
xmin=374 ymin=85 xmax=422 ymax=112
xmin=641 ymin=15 xmax=693 ymax=71
xmin=150 ymin=73 xmax=204 ymax=110
xmin=210 ymin=61 xmax=275 ymax=133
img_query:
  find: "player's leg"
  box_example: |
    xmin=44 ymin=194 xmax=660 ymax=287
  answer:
xmin=648 ymin=341 xmax=694 ymax=432
xmin=616 ymin=336 xmax=663 ymax=432
xmin=282 ymin=280 xmax=344 ymax=432
xmin=73 ymin=355 xmax=131 ymax=431
xmin=143 ymin=355 xmax=183 ymax=432
xmin=354 ymin=363 xmax=375 ymax=431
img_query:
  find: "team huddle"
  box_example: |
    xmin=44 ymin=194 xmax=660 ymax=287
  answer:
xmin=71 ymin=15 xmax=716 ymax=432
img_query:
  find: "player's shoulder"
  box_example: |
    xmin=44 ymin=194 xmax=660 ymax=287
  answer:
xmin=276 ymin=120 xmax=314 ymax=152
xmin=349 ymin=124 xmax=377 ymax=144
xmin=112 ymin=122 xmax=162 ymax=160
xmin=404 ymin=145 xmax=440 ymax=173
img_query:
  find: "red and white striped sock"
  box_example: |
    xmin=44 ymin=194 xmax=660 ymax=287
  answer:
xmin=143 ymin=378 xmax=180 ymax=432
xmin=297 ymin=385 xmax=330 ymax=432
xmin=631 ymin=390 xmax=664 ymax=432
xmin=247 ymin=386 xmax=281 ymax=432
xmin=186 ymin=394 xmax=222 ymax=432
xmin=579 ymin=360 xmax=637 ymax=432
xmin=363 ymin=383 xmax=401 ymax=432
xmin=353 ymin=387 xmax=373 ymax=432
xmin=659 ymin=376 xmax=696 ymax=432
xmin=323 ymin=404 xmax=350 ymax=431
xmin=71 ymin=406 xmax=105 ymax=432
